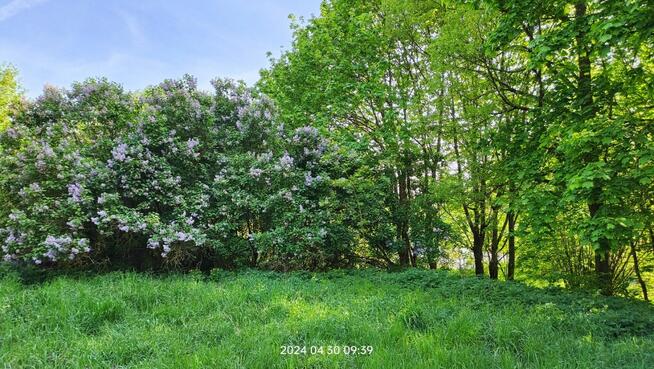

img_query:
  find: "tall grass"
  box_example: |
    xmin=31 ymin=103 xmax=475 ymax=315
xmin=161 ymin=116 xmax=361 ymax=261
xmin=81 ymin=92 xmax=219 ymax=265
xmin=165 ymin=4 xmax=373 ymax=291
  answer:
xmin=1 ymin=269 xmax=653 ymax=368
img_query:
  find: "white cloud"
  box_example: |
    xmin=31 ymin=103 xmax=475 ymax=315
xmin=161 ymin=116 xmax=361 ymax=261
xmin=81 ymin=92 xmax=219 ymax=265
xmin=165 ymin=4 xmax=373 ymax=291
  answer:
xmin=117 ymin=10 xmax=147 ymax=47
xmin=0 ymin=0 xmax=47 ymax=22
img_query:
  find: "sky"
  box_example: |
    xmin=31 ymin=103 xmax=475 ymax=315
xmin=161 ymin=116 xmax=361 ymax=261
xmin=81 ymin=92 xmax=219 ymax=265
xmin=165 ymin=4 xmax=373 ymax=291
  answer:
xmin=0 ymin=0 xmax=322 ymax=97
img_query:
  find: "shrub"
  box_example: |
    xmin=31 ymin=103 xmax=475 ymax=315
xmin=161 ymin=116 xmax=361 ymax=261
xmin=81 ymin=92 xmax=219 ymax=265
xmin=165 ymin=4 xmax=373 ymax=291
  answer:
xmin=0 ymin=76 xmax=355 ymax=271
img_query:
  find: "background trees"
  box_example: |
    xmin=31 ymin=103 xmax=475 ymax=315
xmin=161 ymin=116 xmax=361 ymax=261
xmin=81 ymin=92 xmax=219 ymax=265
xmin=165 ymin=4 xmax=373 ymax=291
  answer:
xmin=261 ymin=0 xmax=654 ymax=297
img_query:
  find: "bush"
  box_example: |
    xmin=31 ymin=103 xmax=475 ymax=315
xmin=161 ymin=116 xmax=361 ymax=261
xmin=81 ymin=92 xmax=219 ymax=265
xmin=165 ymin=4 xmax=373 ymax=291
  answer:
xmin=0 ymin=76 xmax=353 ymax=271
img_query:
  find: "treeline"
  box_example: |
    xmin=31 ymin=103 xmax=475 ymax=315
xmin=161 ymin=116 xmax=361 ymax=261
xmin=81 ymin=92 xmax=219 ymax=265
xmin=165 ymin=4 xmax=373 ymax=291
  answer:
xmin=1 ymin=0 xmax=653 ymax=298
xmin=259 ymin=0 xmax=654 ymax=297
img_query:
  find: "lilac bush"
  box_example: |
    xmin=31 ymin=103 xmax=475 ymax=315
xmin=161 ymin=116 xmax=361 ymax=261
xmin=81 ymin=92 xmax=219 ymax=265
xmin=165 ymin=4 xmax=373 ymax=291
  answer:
xmin=1 ymin=75 xmax=353 ymax=270
xmin=0 ymin=79 xmax=136 ymax=265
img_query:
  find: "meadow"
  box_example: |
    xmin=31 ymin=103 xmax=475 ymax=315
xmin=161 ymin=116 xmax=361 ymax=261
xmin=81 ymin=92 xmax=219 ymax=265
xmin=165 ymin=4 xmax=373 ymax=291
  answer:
xmin=1 ymin=269 xmax=653 ymax=369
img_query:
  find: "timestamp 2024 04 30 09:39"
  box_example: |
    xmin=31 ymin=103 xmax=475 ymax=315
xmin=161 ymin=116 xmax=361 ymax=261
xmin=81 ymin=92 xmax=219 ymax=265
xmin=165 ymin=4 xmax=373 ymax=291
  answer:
xmin=280 ymin=345 xmax=374 ymax=355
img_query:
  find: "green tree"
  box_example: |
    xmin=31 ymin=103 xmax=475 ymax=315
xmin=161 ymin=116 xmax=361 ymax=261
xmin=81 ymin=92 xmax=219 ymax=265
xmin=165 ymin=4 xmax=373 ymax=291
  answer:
xmin=0 ymin=64 xmax=21 ymax=131
xmin=261 ymin=0 xmax=449 ymax=267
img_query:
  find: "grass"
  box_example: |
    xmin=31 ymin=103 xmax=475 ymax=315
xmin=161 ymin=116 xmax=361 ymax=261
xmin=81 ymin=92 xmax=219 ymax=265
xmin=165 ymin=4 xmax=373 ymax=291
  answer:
xmin=1 ymin=268 xmax=653 ymax=369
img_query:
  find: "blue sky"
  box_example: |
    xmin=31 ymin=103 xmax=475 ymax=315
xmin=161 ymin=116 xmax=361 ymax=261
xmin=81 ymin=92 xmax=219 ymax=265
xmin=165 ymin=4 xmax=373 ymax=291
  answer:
xmin=0 ymin=0 xmax=321 ymax=97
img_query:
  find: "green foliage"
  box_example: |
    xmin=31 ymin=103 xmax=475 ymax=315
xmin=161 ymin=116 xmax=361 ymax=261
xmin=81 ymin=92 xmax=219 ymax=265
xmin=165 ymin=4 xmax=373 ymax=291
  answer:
xmin=0 ymin=64 xmax=21 ymax=131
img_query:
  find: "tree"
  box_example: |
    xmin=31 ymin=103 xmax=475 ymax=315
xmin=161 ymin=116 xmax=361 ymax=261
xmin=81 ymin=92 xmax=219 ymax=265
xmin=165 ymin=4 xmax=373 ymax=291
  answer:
xmin=260 ymin=0 xmax=449 ymax=267
xmin=0 ymin=64 xmax=21 ymax=131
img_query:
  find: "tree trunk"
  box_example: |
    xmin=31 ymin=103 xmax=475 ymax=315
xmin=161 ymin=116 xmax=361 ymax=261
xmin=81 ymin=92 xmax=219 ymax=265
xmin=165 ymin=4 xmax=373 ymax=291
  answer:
xmin=489 ymin=214 xmax=499 ymax=279
xmin=590 ymin=202 xmax=612 ymax=294
xmin=507 ymin=212 xmax=516 ymax=281
xmin=472 ymin=229 xmax=485 ymax=276
xmin=397 ymin=169 xmax=412 ymax=266
xmin=630 ymin=241 xmax=649 ymax=302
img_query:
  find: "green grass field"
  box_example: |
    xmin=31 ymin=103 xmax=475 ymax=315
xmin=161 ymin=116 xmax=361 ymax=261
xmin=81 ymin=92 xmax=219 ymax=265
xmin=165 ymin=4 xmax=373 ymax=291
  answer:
xmin=1 ymin=269 xmax=653 ymax=369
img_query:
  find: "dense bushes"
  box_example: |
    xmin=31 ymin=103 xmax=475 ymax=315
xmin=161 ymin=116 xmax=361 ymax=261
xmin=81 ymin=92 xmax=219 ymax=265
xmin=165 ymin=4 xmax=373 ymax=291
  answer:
xmin=0 ymin=76 xmax=363 ymax=271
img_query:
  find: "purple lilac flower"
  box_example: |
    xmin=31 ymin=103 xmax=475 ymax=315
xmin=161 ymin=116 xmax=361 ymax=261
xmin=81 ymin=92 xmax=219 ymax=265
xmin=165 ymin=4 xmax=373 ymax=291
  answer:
xmin=237 ymin=105 xmax=247 ymax=118
xmin=44 ymin=235 xmax=72 ymax=253
xmin=42 ymin=142 xmax=55 ymax=157
xmin=97 ymin=210 xmax=107 ymax=218
xmin=279 ymin=152 xmax=294 ymax=169
xmin=176 ymin=231 xmax=190 ymax=241
xmin=6 ymin=127 xmax=18 ymax=139
xmin=68 ymin=183 xmax=83 ymax=202
xmin=111 ymin=143 xmax=128 ymax=161
xmin=304 ymin=173 xmax=322 ymax=187
xmin=147 ymin=239 xmax=159 ymax=249
xmin=187 ymin=137 xmax=200 ymax=151
xmin=191 ymin=99 xmax=201 ymax=117
xmin=161 ymin=243 xmax=171 ymax=257
xmin=249 ymin=168 xmax=263 ymax=178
